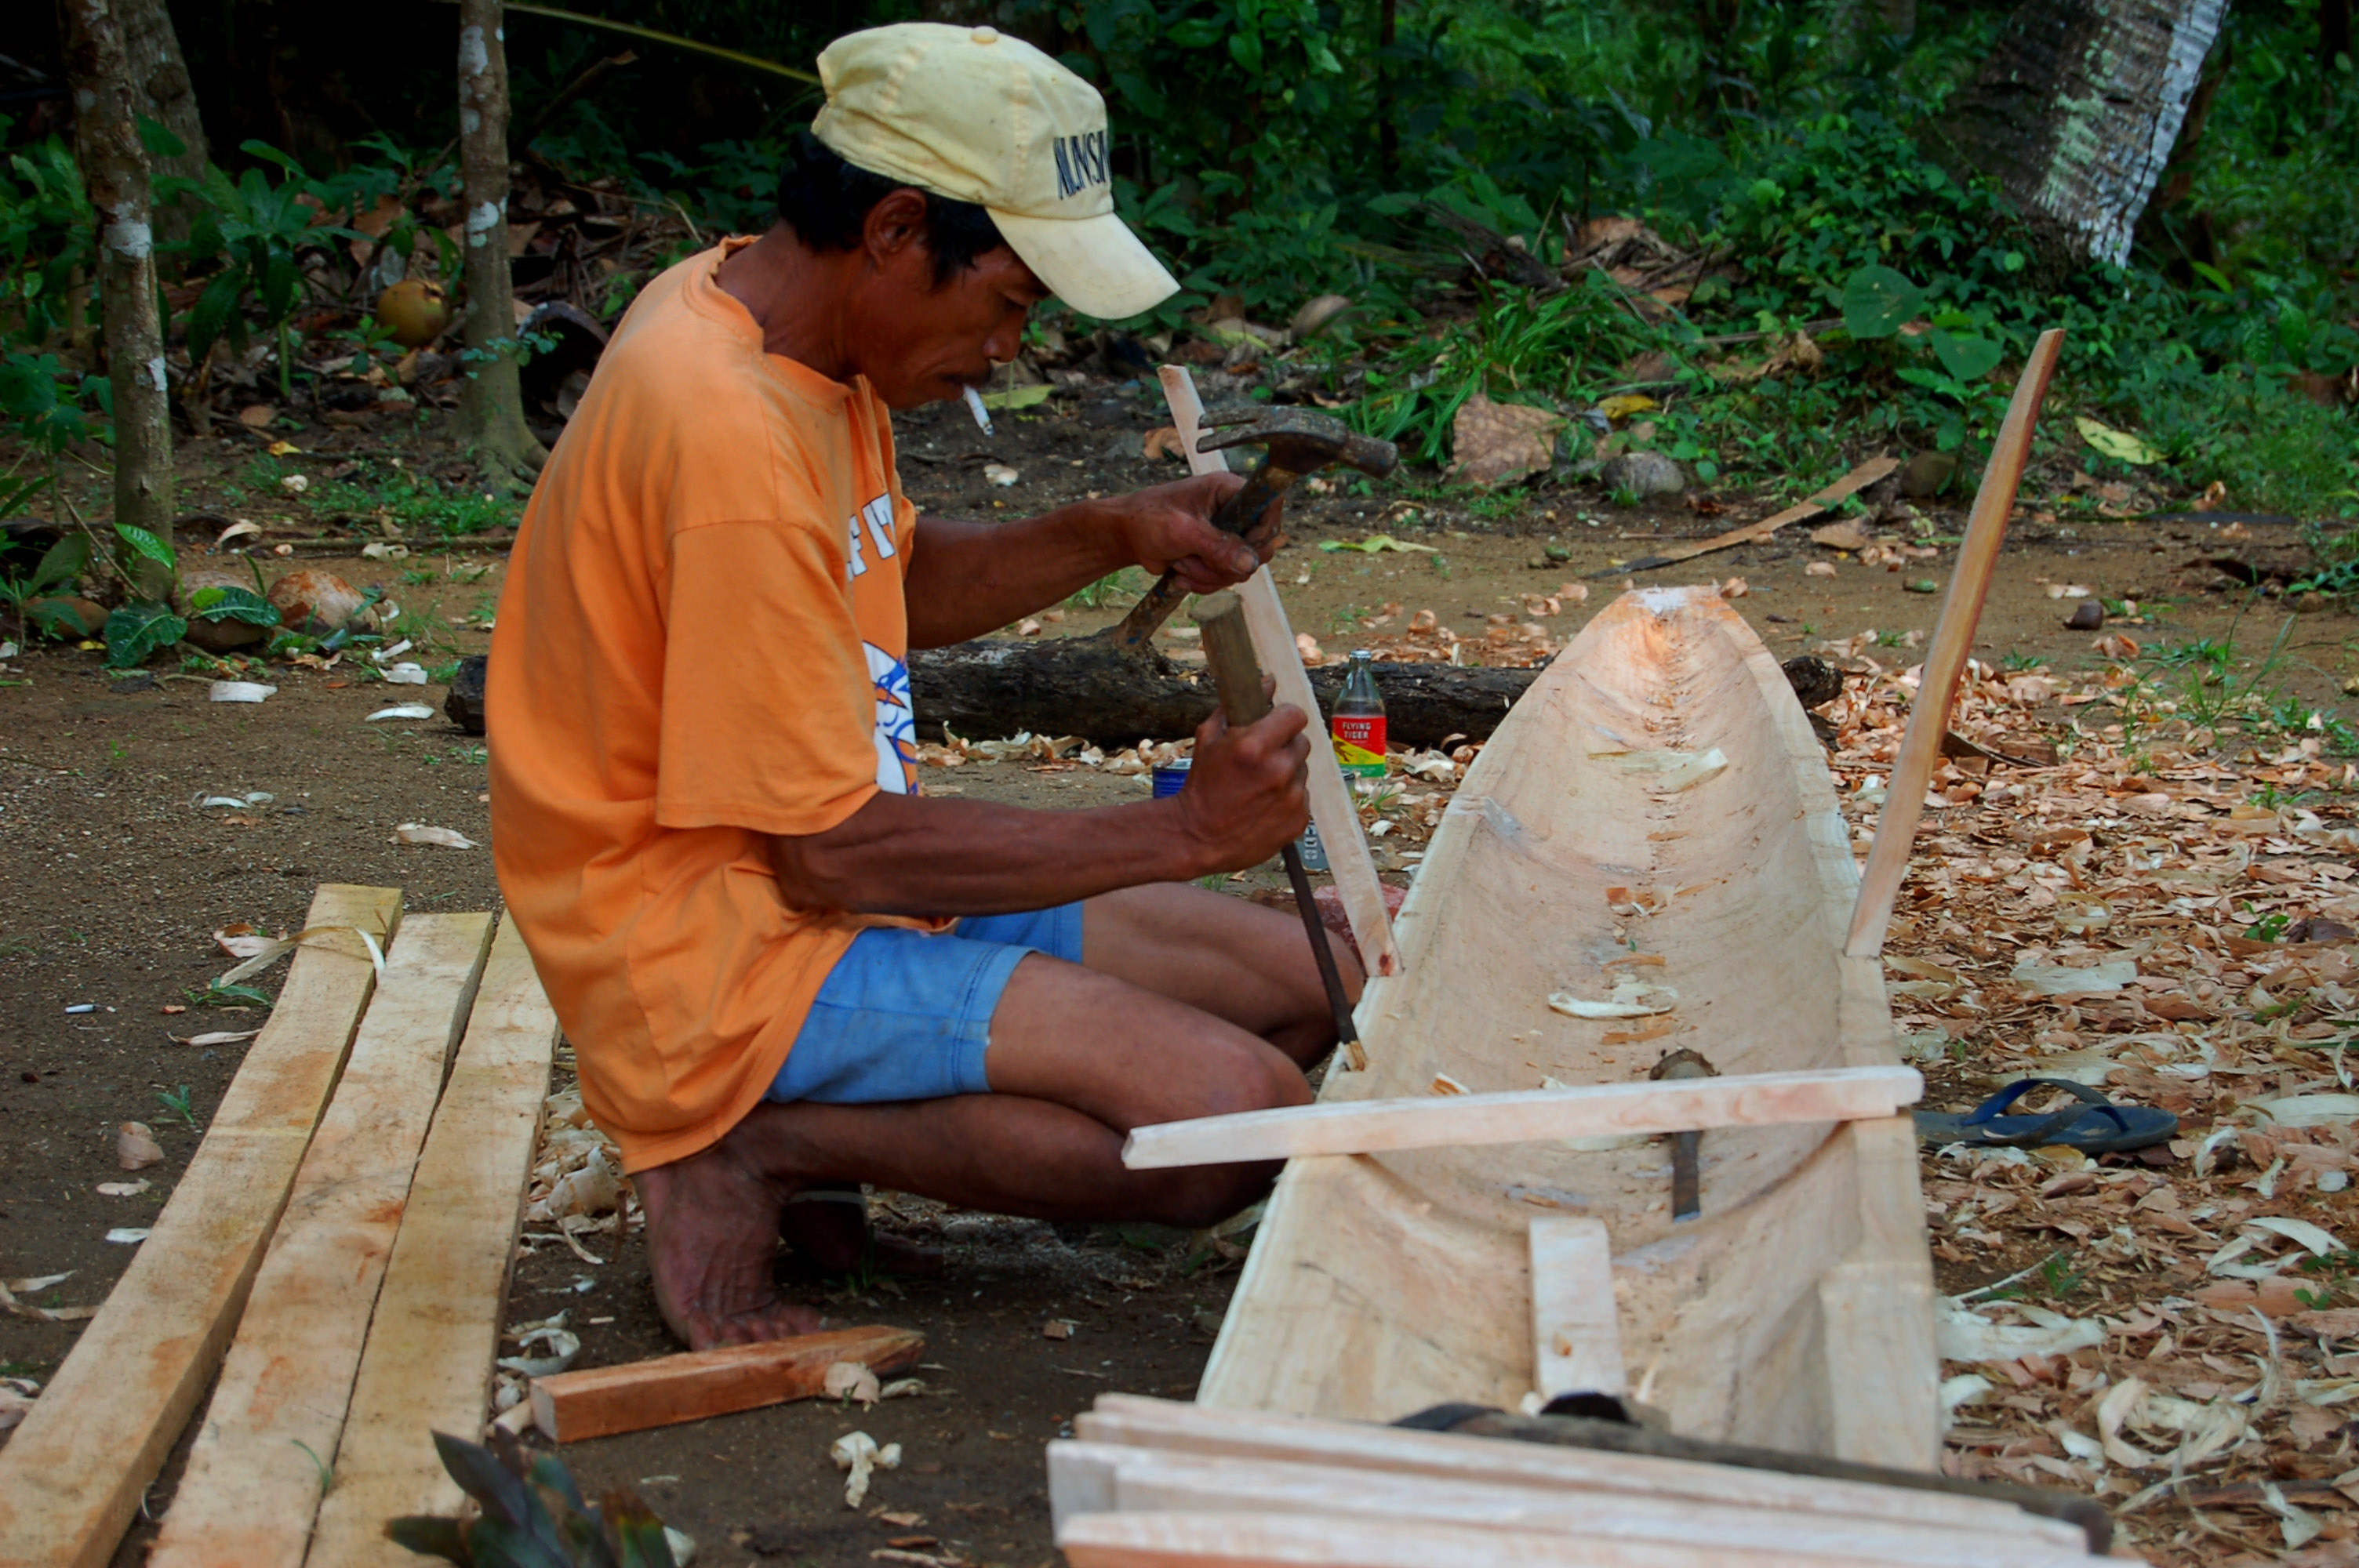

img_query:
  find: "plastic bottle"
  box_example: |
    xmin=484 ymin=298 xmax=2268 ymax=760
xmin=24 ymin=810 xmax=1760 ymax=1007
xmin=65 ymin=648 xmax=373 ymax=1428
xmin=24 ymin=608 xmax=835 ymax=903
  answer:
xmin=1330 ymin=651 xmax=1388 ymax=779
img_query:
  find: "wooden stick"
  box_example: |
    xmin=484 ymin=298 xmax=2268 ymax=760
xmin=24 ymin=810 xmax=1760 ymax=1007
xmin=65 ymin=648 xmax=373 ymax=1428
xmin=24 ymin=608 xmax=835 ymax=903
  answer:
xmin=1605 ymin=456 xmax=1900 ymax=575
xmin=1159 ymin=365 xmax=1402 ymax=982
xmin=1530 ymin=1217 xmax=1625 ymax=1399
xmin=529 ymin=1325 xmax=926 ymax=1443
xmin=1845 ymin=329 xmax=2063 ymax=957
xmin=0 ymin=885 xmax=402 ymax=1568
xmin=151 ymin=914 xmax=495 ymax=1568
xmin=1121 ymin=1065 xmax=1920 ymax=1170
xmin=304 ymin=913 xmax=558 ymax=1568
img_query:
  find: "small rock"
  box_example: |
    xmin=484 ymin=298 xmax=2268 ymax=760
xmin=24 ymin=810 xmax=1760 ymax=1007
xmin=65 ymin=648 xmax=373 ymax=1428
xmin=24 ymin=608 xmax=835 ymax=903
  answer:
xmin=2065 ymin=600 xmax=2105 ymax=630
xmin=1527 ymin=555 xmax=1552 ymax=571
xmin=1598 ymin=452 xmax=1685 ymax=499
xmin=1897 ymin=450 xmax=1959 ymax=499
xmin=1544 ymin=543 xmax=1572 ymax=562
xmin=445 ymin=655 xmax=488 ymax=735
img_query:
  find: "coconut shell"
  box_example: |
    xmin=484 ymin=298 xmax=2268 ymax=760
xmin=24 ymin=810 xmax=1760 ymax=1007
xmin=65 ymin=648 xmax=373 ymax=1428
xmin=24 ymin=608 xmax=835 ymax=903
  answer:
xmin=268 ymin=569 xmax=372 ymax=637
xmin=24 ymin=595 xmax=107 ymax=639
xmin=176 ymin=566 xmax=271 ymax=652
xmin=376 ymin=279 xmax=451 ymax=350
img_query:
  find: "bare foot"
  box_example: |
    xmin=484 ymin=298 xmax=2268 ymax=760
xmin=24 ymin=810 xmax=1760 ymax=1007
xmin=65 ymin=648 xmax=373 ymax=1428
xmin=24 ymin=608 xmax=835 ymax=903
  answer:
xmin=632 ymin=1105 xmax=826 ymax=1349
xmin=779 ymin=1185 xmax=944 ymax=1279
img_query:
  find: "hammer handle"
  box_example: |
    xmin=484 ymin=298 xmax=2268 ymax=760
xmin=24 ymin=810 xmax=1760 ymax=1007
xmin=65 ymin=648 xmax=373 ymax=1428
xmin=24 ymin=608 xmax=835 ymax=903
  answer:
xmin=1194 ymin=592 xmax=1364 ymax=1065
xmin=1107 ymin=470 xmax=1284 ymax=654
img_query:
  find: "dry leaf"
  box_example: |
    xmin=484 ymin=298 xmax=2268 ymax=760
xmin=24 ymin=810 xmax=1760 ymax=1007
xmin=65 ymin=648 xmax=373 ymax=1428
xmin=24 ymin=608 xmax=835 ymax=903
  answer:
xmin=117 ymin=1122 xmax=163 ymax=1170
xmin=1720 ymin=577 xmax=1748 ymax=598
xmin=237 ymin=404 xmax=277 ymax=429
xmin=1142 ymin=426 xmax=1188 ymax=461
xmin=1447 ymin=394 xmax=1563 ymax=488
xmin=214 ymin=925 xmax=275 ymax=960
xmin=394 ymin=823 xmax=478 ymax=849
xmin=1809 ymin=519 xmax=1873 ymax=551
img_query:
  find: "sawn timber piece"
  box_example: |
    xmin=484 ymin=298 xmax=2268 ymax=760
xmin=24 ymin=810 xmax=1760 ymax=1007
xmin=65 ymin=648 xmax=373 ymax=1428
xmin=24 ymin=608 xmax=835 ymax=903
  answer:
xmin=1193 ymin=586 xmax=1939 ymax=1466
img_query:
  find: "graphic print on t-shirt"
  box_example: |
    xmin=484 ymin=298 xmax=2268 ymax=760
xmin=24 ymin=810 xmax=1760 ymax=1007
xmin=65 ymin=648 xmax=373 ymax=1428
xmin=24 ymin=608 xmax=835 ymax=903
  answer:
xmin=865 ymin=641 xmax=917 ymax=794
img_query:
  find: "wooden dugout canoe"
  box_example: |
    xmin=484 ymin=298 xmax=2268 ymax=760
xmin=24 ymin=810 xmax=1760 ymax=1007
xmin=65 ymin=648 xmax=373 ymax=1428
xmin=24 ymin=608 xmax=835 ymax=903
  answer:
xmin=1195 ymin=583 xmax=1939 ymax=1468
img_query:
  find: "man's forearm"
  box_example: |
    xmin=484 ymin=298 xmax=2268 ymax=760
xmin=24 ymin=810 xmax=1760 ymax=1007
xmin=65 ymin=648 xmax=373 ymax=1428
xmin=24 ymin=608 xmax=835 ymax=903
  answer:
xmin=901 ymin=509 xmax=1129 ymax=648
xmin=769 ymin=791 xmax=1218 ymax=916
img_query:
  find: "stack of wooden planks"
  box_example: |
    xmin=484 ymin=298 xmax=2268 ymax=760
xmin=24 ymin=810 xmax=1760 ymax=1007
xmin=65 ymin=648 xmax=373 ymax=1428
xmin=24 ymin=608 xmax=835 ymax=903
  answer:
xmin=1049 ymin=1396 xmax=2129 ymax=1567
xmin=0 ymin=886 xmax=564 ymax=1568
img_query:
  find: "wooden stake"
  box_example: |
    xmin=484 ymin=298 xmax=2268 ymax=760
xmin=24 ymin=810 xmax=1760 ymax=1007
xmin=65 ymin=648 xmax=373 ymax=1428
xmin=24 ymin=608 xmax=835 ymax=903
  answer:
xmin=304 ymin=913 xmax=557 ymax=1568
xmin=1529 ymin=1217 xmax=1626 ymax=1399
xmin=1158 ymin=365 xmax=1403 ymax=983
xmin=1845 ymin=329 xmax=2063 ymax=958
xmin=529 ymin=1325 xmax=926 ymax=1443
xmin=0 ymin=886 xmax=401 ymax=1568
xmin=150 ymin=914 xmax=495 ymax=1568
xmin=1121 ymin=1065 xmax=1921 ymax=1170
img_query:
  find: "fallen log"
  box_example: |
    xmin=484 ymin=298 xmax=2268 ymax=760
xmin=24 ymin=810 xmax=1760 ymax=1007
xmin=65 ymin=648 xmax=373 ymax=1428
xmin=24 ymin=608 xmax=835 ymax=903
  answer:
xmin=907 ymin=639 xmax=1540 ymax=748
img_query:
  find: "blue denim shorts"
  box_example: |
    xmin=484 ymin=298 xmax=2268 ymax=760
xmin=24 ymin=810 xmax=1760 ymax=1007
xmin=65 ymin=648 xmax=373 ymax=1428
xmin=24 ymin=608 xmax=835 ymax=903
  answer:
xmin=766 ymin=904 xmax=1085 ymax=1105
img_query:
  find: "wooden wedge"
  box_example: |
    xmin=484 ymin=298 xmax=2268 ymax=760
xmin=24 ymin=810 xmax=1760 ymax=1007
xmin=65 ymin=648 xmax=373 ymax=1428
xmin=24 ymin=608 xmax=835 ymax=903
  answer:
xmin=1158 ymin=364 xmax=1402 ymax=983
xmin=149 ymin=913 xmax=495 ymax=1568
xmin=0 ymin=885 xmax=402 ymax=1568
xmin=1846 ymin=329 xmax=2063 ymax=958
xmin=1122 ymin=1065 xmax=1920 ymax=1169
xmin=1604 ymin=456 xmax=1900 ymax=576
xmin=529 ymin=1324 xmax=927 ymax=1442
xmin=304 ymin=913 xmax=557 ymax=1568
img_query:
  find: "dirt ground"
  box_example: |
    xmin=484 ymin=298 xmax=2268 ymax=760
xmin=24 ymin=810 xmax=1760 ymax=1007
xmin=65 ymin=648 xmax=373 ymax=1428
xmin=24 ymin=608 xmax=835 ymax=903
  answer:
xmin=2 ymin=390 xmax=2355 ymax=1566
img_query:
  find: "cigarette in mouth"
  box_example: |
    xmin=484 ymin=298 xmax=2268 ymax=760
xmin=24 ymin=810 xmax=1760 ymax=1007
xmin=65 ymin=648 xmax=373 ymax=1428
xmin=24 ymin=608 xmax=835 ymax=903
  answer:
xmin=962 ymin=384 xmax=994 ymax=437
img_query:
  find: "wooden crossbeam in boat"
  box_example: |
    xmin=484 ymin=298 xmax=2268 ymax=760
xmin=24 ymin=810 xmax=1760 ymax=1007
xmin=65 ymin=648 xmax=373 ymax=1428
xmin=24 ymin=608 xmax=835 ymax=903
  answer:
xmin=1121 ymin=1065 xmax=1921 ymax=1169
xmin=1529 ymin=1217 xmax=1626 ymax=1399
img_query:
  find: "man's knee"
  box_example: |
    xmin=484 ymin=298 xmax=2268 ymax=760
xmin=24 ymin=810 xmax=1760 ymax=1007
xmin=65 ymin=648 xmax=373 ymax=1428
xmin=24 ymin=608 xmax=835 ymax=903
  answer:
xmin=1188 ymin=1033 xmax=1314 ymax=1120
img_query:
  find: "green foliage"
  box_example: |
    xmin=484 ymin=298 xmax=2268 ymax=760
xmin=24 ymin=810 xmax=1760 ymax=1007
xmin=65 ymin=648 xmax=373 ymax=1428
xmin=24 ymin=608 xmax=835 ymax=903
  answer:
xmin=0 ymin=122 xmax=92 ymax=347
xmin=0 ymin=522 xmax=82 ymax=640
xmin=387 ymin=1430 xmax=678 ymax=1567
xmin=310 ymin=463 xmax=519 ymax=539
xmin=0 ymin=350 xmax=99 ymax=452
xmin=103 ymin=601 xmax=187 ymax=669
xmin=188 ymin=583 xmax=281 ymax=627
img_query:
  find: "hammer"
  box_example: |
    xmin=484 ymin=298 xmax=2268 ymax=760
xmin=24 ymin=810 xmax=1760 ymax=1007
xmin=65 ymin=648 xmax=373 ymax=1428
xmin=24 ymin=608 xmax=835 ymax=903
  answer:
xmin=1110 ymin=408 xmax=1398 ymax=654
xmin=1192 ymin=590 xmax=1367 ymax=1072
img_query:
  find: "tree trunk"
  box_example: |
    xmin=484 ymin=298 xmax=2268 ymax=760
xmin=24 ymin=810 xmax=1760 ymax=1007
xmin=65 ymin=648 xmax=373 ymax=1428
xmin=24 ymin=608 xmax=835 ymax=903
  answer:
xmin=905 ymin=638 xmax=1541 ymax=748
xmin=454 ymin=0 xmax=545 ymax=485
xmin=114 ymin=0 xmax=207 ymax=249
xmin=60 ymin=0 xmax=174 ymax=594
xmin=1921 ymin=0 xmax=2230 ymax=269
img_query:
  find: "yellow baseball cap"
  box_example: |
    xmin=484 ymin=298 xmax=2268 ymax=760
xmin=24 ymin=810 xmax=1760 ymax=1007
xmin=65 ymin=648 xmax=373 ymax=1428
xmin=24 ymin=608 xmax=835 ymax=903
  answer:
xmin=812 ymin=23 xmax=1179 ymax=320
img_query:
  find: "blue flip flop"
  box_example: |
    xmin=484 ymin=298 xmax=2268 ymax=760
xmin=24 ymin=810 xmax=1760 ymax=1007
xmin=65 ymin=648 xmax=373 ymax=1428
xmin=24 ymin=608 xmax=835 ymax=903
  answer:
xmin=1914 ymin=1077 xmax=2178 ymax=1154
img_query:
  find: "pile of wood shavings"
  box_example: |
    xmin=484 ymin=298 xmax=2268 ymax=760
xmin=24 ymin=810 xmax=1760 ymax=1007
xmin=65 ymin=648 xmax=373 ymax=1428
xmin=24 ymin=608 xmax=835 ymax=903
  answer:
xmin=1828 ymin=645 xmax=2359 ymax=1566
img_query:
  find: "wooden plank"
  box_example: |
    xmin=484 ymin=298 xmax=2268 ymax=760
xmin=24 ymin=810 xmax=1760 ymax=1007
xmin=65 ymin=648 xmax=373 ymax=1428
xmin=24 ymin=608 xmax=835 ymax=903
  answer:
xmin=303 ymin=914 xmax=556 ymax=1568
xmin=1608 ymin=456 xmax=1900 ymax=575
xmin=529 ymin=1325 xmax=927 ymax=1442
xmin=1052 ymin=1445 xmax=2099 ymax=1568
xmin=1070 ymin=1398 xmax=2073 ymax=1541
xmin=1158 ymin=364 xmax=1402 ymax=984
xmin=149 ymin=913 xmax=496 ymax=1568
xmin=1122 ymin=1065 xmax=1921 ymax=1169
xmin=1059 ymin=1509 xmax=1950 ymax=1568
xmin=0 ymin=886 xmax=402 ymax=1568
xmin=1819 ymin=1116 xmax=1940 ymax=1470
xmin=1845 ymin=330 xmax=2062 ymax=959
xmin=1529 ymin=1216 xmax=1624 ymax=1399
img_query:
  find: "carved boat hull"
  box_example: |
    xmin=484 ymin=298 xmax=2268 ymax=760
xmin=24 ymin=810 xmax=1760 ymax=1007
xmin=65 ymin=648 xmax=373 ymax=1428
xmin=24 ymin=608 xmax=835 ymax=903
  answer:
xmin=1197 ymin=586 xmax=1938 ymax=1467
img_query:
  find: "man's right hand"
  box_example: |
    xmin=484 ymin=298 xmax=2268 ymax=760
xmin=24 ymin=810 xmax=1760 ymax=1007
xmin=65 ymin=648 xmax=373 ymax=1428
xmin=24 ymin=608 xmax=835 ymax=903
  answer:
xmin=1172 ymin=691 xmax=1312 ymax=874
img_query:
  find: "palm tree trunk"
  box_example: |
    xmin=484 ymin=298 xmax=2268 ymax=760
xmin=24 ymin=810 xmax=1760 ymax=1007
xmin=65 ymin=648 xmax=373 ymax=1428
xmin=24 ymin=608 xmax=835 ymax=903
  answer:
xmin=60 ymin=0 xmax=175 ymax=593
xmin=454 ymin=0 xmax=546 ymax=485
xmin=1922 ymin=0 xmax=2230 ymax=268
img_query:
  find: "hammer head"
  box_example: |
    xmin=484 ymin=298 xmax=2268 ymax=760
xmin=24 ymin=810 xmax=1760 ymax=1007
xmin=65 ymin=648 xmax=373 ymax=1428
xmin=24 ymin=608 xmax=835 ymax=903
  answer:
xmin=1198 ymin=406 xmax=1398 ymax=481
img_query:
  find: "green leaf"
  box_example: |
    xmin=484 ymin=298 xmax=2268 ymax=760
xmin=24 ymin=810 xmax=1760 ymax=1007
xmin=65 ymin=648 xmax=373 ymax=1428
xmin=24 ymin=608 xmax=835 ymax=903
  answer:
xmin=103 ymin=602 xmax=187 ymax=667
xmin=381 ymin=1515 xmax=471 ymax=1564
xmin=135 ymin=115 xmax=188 ymax=162
xmin=1841 ymin=264 xmax=1924 ymax=340
xmin=1929 ymin=330 xmax=2002 ymax=382
xmin=978 ymin=383 xmax=1054 ymax=411
xmin=188 ymin=584 xmax=279 ymax=626
xmin=114 ymin=521 xmax=177 ymax=568
xmin=34 ymin=532 xmax=89 ymax=593
xmin=2074 ymin=416 xmax=2164 ymax=466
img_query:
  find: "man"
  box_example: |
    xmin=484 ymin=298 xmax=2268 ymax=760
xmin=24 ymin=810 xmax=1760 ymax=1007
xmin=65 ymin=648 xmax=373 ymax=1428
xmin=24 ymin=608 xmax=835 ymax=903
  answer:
xmin=488 ymin=22 xmax=1361 ymax=1349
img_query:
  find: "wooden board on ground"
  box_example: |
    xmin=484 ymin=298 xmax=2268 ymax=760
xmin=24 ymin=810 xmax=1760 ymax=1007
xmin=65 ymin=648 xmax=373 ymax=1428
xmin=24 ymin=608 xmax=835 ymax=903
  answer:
xmin=149 ymin=913 xmax=495 ymax=1568
xmin=1121 ymin=1065 xmax=1921 ymax=1169
xmin=1607 ymin=456 xmax=1900 ymax=575
xmin=304 ymin=913 xmax=558 ymax=1568
xmin=0 ymin=885 xmax=401 ymax=1568
xmin=530 ymin=1325 xmax=928 ymax=1442
xmin=1049 ymin=1444 xmax=2095 ymax=1568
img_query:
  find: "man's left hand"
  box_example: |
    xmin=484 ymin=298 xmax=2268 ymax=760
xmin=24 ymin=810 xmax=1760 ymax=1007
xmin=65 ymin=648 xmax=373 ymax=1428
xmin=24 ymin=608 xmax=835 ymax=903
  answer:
xmin=1103 ymin=472 xmax=1281 ymax=593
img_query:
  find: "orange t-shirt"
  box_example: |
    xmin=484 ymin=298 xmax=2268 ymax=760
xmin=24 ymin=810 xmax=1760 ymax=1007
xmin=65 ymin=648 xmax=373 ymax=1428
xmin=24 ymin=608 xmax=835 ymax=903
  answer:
xmin=488 ymin=241 xmax=931 ymax=1172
